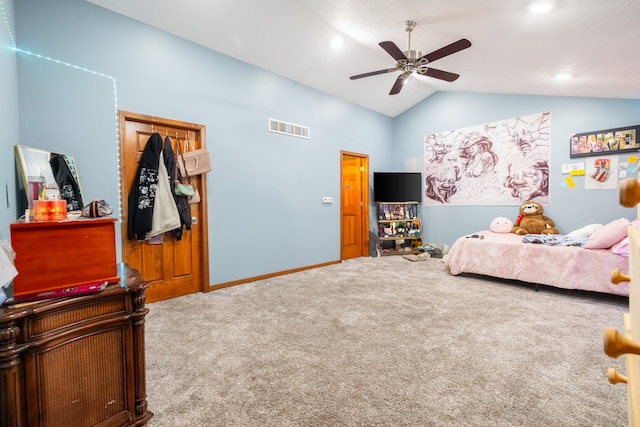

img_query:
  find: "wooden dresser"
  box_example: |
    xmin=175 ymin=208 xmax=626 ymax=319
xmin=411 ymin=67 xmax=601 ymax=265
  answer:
xmin=0 ymin=265 xmax=153 ymax=427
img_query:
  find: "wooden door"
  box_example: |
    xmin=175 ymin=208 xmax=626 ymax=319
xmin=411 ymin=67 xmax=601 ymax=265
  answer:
xmin=341 ymin=151 xmax=369 ymax=260
xmin=119 ymin=111 xmax=209 ymax=303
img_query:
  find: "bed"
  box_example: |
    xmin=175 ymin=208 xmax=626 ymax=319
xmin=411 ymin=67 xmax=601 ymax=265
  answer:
xmin=443 ymin=230 xmax=630 ymax=297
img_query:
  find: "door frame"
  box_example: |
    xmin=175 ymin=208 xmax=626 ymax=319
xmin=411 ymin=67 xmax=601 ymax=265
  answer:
xmin=118 ymin=110 xmax=210 ymax=299
xmin=340 ymin=151 xmax=369 ymax=259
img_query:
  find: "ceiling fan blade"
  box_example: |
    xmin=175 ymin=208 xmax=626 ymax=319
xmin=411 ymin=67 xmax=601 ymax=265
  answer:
xmin=420 ymin=38 xmax=471 ymax=64
xmin=416 ymin=67 xmax=460 ymax=82
xmin=379 ymin=41 xmax=408 ymax=61
xmin=389 ymin=72 xmax=411 ymax=95
xmin=350 ymin=68 xmax=399 ymax=80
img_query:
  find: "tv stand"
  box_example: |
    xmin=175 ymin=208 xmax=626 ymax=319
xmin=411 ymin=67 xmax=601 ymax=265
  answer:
xmin=376 ymin=202 xmax=422 ymax=256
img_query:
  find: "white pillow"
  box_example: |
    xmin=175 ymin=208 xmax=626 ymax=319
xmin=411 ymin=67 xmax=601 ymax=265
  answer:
xmin=566 ymin=223 xmax=602 ymax=238
xmin=584 ymin=218 xmax=630 ymax=249
xmin=490 ymin=217 xmax=513 ymax=233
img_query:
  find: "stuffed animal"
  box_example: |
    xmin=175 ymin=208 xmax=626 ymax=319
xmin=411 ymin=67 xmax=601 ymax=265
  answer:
xmin=511 ymin=200 xmax=559 ymax=235
xmin=490 ymin=217 xmax=513 ymax=233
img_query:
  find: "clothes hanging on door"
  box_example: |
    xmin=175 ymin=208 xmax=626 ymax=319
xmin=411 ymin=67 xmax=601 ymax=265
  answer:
xmin=147 ymin=144 xmax=181 ymax=239
xmin=128 ymin=133 xmax=181 ymax=241
xmin=163 ymin=136 xmax=191 ymax=241
xmin=128 ymin=133 xmax=162 ymax=240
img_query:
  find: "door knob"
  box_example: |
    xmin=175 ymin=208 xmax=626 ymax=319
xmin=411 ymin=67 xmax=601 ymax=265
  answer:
xmin=611 ymin=269 xmax=631 ymax=285
xmin=604 ymin=327 xmax=640 ymax=358
xmin=608 ymin=367 xmax=628 ymax=384
xmin=620 ymin=178 xmax=640 ymax=208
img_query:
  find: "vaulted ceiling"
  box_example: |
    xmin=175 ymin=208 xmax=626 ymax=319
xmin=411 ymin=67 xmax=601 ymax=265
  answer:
xmin=88 ymin=0 xmax=640 ymax=117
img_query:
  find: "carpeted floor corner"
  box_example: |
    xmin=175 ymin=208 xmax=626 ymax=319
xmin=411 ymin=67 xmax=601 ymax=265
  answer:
xmin=144 ymin=256 xmax=629 ymax=426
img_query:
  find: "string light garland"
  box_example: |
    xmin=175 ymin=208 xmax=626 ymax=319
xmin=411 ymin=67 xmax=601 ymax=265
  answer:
xmin=0 ymin=0 xmax=14 ymax=47
xmin=0 ymin=0 xmax=123 ymax=221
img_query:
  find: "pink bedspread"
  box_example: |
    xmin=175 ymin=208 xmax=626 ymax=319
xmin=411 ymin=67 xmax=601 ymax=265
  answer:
xmin=444 ymin=231 xmax=630 ymax=296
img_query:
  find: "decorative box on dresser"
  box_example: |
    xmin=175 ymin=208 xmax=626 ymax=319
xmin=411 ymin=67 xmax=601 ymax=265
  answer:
xmin=0 ymin=264 xmax=152 ymax=427
xmin=9 ymin=217 xmax=120 ymax=299
xmin=604 ymin=178 xmax=640 ymax=426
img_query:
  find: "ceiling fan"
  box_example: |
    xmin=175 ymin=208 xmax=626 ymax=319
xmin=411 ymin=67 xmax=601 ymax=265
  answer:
xmin=350 ymin=21 xmax=471 ymax=95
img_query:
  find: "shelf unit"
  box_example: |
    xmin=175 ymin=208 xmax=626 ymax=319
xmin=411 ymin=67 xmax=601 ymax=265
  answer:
xmin=377 ymin=202 xmax=422 ymax=256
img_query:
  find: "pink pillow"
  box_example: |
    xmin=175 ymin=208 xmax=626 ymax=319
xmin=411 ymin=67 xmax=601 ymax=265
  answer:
xmin=584 ymin=218 xmax=630 ymax=249
xmin=610 ymin=219 xmax=640 ymax=256
xmin=610 ymin=238 xmax=629 ymax=256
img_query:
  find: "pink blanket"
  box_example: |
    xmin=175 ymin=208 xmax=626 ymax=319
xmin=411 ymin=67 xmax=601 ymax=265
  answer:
xmin=444 ymin=231 xmax=630 ymax=296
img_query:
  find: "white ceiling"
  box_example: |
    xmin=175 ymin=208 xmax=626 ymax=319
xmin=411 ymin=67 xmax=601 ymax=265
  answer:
xmin=87 ymin=0 xmax=640 ymax=117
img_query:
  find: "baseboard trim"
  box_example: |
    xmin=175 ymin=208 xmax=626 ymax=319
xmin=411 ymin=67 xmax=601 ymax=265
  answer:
xmin=206 ymin=260 xmax=342 ymax=292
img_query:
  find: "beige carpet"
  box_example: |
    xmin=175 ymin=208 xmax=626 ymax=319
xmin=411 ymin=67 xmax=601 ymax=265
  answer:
xmin=144 ymin=256 xmax=629 ymax=426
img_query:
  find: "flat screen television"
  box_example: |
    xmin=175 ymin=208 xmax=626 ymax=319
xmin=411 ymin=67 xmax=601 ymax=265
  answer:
xmin=373 ymin=172 xmax=422 ymax=203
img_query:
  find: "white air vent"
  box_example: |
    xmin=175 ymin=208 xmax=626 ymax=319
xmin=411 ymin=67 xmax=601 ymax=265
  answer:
xmin=269 ymin=118 xmax=310 ymax=139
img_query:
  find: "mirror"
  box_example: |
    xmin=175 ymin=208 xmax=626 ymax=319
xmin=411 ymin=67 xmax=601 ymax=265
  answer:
xmin=15 ymin=145 xmax=85 ymax=212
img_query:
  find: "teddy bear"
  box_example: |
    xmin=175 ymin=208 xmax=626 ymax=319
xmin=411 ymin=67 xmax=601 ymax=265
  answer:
xmin=511 ymin=200 xmax=559 ymax=235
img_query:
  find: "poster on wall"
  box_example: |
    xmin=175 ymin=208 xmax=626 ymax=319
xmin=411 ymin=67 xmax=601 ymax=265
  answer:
xmin=424 ymin=112 xmax=551 ymax=206
xmin=584 ymin=155 xmax=618 ymax=190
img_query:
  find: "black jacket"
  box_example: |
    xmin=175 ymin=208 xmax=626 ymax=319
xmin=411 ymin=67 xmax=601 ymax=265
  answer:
xmin=50 ymin=154 xmax=84 ymax=211
xmin=128 ymin=133 xmax=163 ymax=240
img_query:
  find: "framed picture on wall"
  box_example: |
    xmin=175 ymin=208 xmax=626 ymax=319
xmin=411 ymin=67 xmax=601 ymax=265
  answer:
xmin=570 ymin=124 xmax=640 ymax=158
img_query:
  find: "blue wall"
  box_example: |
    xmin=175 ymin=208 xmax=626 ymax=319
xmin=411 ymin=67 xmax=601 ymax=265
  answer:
xmin=9 ymin=0 xmax=392 ymax=285
xmin=0 ymin=0 xmax=18 ymax=241
xmin=395 ymin=92 xmax=640 ymax=246
xmin=4 ymin=0 xmax=640 ymax=286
